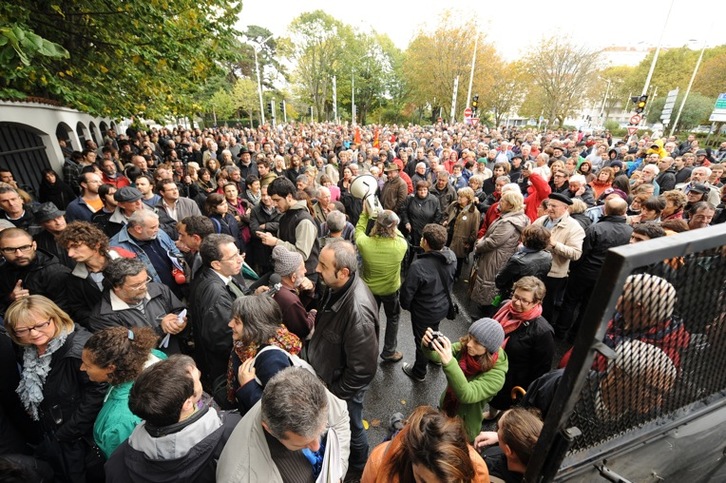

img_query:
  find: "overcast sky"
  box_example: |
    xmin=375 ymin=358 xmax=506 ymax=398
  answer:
xmin=236 ymin=0 xmax=725 ymax=61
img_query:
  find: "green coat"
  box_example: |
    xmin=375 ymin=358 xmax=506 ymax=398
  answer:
xmin=93 ymin=350 xmax=167 ymax=458
xmin=425 ymin=342 xmax=508 ymax=441
xmin=355 ymin=211 xmax=408 ymax=296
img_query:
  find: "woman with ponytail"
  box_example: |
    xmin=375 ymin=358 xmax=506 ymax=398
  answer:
xmin=81 ymin=326 xmax=167 ymax=458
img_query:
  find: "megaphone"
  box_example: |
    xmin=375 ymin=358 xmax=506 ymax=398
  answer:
xmin=350 ymin=174 xmax=382 ymax=217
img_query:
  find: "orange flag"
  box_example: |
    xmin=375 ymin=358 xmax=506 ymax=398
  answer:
xmin=354 ymin=126 xmax=361 ymax=144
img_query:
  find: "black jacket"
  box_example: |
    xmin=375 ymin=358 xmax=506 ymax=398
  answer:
xmin=188 ymin=267 xmax=237 ymax=385
xmin=0 ymin=249 xmax=71 ymax=316
xmin=570 ymin=215 xmax=633 ymax=281
xmin=304 ymin=274 xmax=379 ymax=400
xmin=656 ymin=168 xmax=677 ymax=192
xmin=105 ymin=406 xmax=240 ymax=483
xmin=400 ymin=193 xmax=442 ymax=246
xmin=400 ymin=248 xmax=457 ymax=322
xmin=87 ymin=282 xmax=186 ymax=354
xmin=25 ymin=327 xmax=107 ymax=481
xmin=495 ymin=249 xmax=552 ymax=299
xmin=489 ymin=315 xmax=554 ymax=410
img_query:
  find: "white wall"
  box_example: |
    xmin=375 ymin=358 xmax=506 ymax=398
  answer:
xmin=0 ymin=100 xmax=114 ymax=172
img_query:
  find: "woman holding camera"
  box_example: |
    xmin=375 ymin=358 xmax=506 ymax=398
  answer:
xmin=422 ymin=318 xmax=508 ymax=441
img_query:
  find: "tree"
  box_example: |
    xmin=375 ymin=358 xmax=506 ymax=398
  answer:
xmin=487 ymin=61 xmax=531 ymax=127
xmin=647 ymin=92 xmax=715 ymax=132
xmin=0 ymin=1 xmax=242 ymax=119
xmin=521 ymin=36 xmax=600 ymax=127
xmin=693 ymin=47 xmax=726 ymax=99
xmin=403 ymin=10 xmax=502 ymax=123
xmin=285 ymin=10 xmax=354 ymax=122
xmin=231 ymin=79 xmax=259 ymax=125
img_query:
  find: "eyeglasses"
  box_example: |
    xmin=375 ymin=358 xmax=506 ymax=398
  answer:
xmin=511 ymin=293 xmax=536 ymax=305
xmin=125 ymin=276 xmax=152 ymax=291
xmin=220 ymin=252 xmax=245 ymax=262
xmin=14 ymin=319 xmax=53 ymax=336
xmin=1 ymin=244 xmax=33 ymax=255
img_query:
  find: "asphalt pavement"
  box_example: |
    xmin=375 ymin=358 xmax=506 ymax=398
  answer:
xmin=363 ymin=265 xmax=571 ymax=449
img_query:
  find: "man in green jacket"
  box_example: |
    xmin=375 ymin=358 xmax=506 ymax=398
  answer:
xmin=355 ymin=205 xmax=408 ymax=362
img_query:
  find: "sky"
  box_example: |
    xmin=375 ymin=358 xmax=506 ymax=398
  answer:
xmin=236 ymin=0 xmax=726 ymax=61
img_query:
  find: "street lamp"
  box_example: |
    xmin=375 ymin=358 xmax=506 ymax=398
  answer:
xmin=253 ymin=34 xmax=274 ymax=126
xmin=669 ymin=38 xmax=708 ymax=137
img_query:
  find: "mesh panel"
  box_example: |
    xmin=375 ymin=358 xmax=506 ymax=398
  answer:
xmin=566 ymin=246 xmax=726 ymax=453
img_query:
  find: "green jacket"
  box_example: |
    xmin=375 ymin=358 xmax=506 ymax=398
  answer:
xmin=355 ymin=211 xmax=408 ymax=296
xmin=93 ymin=350 xmax=167 ymax=458
xmin=425 ymin=342 xmax=508 ymax=441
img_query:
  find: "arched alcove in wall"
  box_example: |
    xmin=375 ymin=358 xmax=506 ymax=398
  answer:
xmin=89 ymin=121 xmax=99 ymax=145
xmin=76 ymin=121 xmax=88 ymax=149
xmin=0 ymin=122 xmax=52 ymax=195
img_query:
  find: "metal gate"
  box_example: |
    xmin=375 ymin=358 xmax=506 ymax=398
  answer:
xmin=526 ymin=225 xmax=726 ymax=482
xmin=0 ymin=122 xmax=52 ymax=196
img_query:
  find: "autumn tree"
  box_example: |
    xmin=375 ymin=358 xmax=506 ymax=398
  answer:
xmin=521 ymin=36 xmax=601 ymax=127
xmin=403 ymin=10 xmax=502 ymax=123
xmin=487 ymin=60 xmax=532 ymax=127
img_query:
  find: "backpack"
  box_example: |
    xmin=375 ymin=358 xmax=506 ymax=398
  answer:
xmin=251 ymin=345 xmax=317 ymax=385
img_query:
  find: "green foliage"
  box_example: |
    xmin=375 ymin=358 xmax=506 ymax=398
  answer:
xmin=647 ymin=92 xmax=716 ymax=131
xmin=0 ymin=1 xmax=242 ymax=118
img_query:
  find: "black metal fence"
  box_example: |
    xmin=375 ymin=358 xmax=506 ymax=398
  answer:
xmin=0 ymin=122 xmax=52 ymax=195
xmin=526 ymin=224 xmax=726 ymax=482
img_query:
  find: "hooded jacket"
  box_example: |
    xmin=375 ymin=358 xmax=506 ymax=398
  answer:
xmin=106 ymin=406 xmax=240 ymax=483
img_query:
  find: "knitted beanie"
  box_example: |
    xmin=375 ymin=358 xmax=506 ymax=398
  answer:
xmin=468 ymin=318 xmax=505 ymax=354
xmin=272 ymin=245 xmax=303 ymax=277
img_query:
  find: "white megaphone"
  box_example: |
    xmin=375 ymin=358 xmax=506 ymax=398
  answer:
xmin=350 ymin=174 xmax=383 ymax=217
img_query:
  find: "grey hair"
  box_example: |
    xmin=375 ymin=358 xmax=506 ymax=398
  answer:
xmin=261 ymin=368 xmax=328 ymax=440
xmin=501 ymin=182 xmax=521 ymax=194
xmin=569 ymin=174 xmax=587 ymax=186
xmin=322 ymin=239 xmax=358 ymax=275
xmin=326 ymin=210 xmax=347 ymax=233
xmin=103 ymin=257 xmax=147 ymax=289
xmin=128 ymin=209 xmax=159 ymax=229
xmin=230 ymin=295 xmax=282 ymax=345
xmin=199 ymin=233 xmax=236 ymax=267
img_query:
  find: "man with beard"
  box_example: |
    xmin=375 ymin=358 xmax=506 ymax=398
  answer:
xmin=0 ymin=228 xmax=71 ymax=315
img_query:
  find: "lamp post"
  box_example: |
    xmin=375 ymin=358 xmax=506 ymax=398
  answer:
xmin=669 ymin=38 xmax=708 ymax=138
xmin=254 ymin=34 xmax=274 ymax=126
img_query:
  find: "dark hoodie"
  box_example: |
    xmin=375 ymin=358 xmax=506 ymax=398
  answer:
xmin=105 ymin=406 xmax=240 ymax=483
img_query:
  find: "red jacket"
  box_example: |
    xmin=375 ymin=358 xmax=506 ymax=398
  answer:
xmin=524 ymin=173 xmax=551 ymax=223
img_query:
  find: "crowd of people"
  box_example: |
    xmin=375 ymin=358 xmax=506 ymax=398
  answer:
xmin=0 ymin=120 xmax=724 ymax=482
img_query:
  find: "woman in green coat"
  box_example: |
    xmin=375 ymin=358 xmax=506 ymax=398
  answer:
xmin=422 ymin=318 xmax=508 ymax=441
xmin=81 ymin=326 xmax=167 ymax=458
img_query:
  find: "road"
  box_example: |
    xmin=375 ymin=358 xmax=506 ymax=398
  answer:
xmin=362 ymin=271 xmax=570 ymax=449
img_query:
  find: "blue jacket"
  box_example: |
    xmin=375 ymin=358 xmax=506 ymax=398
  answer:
xmin=110 ymin=226 xmax=181 ymax=283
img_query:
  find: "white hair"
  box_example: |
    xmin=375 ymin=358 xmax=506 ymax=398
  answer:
xmin=501 ymin=183 xmax=521 ymax=194
xmin=569 ymin=174 xmax=587 ymax=185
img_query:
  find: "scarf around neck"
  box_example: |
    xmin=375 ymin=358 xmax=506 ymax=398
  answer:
xmin=493 ymin=300 xmax=543 ymax=346
xmin=17 ymin=327 xmax=72 ymax=421
xmin=225 ymin=326 xmax=302 ymax=402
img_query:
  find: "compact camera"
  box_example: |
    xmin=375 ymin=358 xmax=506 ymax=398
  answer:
xmin=426 ymin=331 xmax=443 ymax=349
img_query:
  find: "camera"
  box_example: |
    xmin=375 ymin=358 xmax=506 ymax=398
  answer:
xmin=426 ymin=331 xmax=443 ymax=349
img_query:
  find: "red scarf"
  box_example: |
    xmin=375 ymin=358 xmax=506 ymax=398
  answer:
xmin=493 ymin=300 xmax=543 ymax=347
xmin=441 ymin=347 xmax=498 ymax=417
xmin=225 ymin=326 xmax=302 ymax=402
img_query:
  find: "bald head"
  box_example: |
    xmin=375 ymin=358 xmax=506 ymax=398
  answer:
xmin=604 ymin=197 xmax=627 ymax=216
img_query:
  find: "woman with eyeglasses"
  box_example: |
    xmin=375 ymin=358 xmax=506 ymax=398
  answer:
xmin=4 ymin=295 xmax=107 ymax=482
xmin=80 ymin=326 xmax=166 ymax=458
xmin=484 ymin=276 xmax=554 ymax=421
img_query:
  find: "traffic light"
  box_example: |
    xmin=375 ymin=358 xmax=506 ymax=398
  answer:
xmin=632 ymin=95 xmax=648 ymax=114
xmin=472 ymin=94 xmax=479 ymax=110
xmin=266 ymin=101 xmax=273 ymax=115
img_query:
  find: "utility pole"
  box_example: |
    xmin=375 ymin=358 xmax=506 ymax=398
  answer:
xmin=466 ymin=35 xmax=478 ymax=109
xmin=450 ymin=76 xmax=459 ymax=125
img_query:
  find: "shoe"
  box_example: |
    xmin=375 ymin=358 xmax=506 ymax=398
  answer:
xmin=482 ymin=408 xmax=502 ymax=421
xmin=381 ymin=351 xmax=403 ymax=363
xmin=402 ymin=362 xmax=425 ymax=382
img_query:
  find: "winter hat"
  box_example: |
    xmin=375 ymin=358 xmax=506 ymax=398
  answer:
xmin=468 ymin=318 xmax=505 ymax=354
xmin=272 ymin=245 xmax=303 ymax=277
